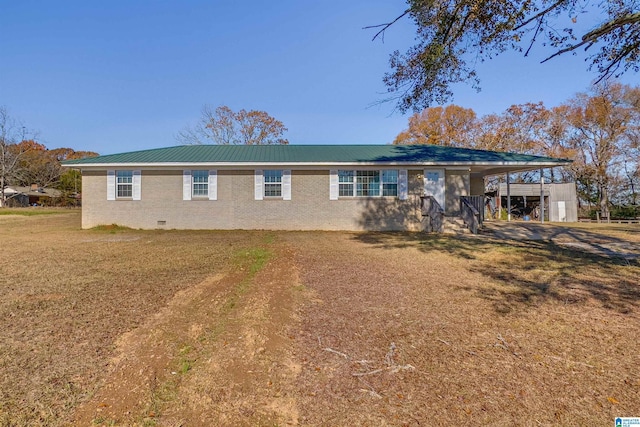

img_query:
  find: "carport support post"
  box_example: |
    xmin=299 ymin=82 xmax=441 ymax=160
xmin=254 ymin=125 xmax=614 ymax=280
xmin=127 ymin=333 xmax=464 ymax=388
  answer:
xmin=540 ymin=168 xmax=545 ymax=223
xmin=506 ymin=172 xmax=511 ymax=222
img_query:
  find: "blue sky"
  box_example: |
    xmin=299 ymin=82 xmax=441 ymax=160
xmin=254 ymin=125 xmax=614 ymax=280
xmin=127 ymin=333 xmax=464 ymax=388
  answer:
xmin=0 ymin=1 xmax=635 ymax=155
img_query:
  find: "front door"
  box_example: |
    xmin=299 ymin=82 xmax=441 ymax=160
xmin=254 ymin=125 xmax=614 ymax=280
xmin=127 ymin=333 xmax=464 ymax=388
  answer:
xmin=424 ymin=169 xmax=445 ymax=209
xmin=557 ymin=201 xmax=566 ymax=222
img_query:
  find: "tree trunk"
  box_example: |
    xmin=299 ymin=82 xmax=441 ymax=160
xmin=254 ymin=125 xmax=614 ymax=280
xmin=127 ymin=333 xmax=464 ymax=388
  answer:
xmin=0 ymin=175 xmax=5 ymax=208
xmin=599 ymin=184 xmax=610 ymax=219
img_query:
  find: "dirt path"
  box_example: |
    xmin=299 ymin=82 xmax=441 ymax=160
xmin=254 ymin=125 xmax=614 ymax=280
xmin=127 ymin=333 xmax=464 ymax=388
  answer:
xmin=73 ymin=242 xmax=304 ymax=426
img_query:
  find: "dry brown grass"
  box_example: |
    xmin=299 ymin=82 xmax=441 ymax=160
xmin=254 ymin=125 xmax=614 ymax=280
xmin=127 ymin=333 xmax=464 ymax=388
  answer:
xmin=556 ymin=221 xmax=640 ymax=243
xmin=0 ymin=211 xmax=269 ymax=426
xmin=287 ymin=229 xmax=640 ymax=426
xmin=0 ymin=211 xmax=639 ymax=426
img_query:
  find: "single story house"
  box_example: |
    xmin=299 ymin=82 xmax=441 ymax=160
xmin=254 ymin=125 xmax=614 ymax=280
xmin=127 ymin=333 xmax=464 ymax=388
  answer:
xmin=62 ymin=144 xmax=569 ymax=231
xmin=1 ymin=185 xmax=62 ymax=207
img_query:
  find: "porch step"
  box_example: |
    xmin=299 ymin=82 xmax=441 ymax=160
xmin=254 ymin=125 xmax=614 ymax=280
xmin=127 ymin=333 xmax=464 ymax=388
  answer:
xmin=442 ymin=217 xmax=471 ymax=234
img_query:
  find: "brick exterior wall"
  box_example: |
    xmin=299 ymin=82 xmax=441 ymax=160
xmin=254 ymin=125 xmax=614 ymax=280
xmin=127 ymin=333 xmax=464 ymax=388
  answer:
xmin=444 ymin=170 xmax=470 ymax=215
xmin=470 ymin=176 xmax=485 ymax=197
xmin=81 ymin=168 xmax=465 ymax=231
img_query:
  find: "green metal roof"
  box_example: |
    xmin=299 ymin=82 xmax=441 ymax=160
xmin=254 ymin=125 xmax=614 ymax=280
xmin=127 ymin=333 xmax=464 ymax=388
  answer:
xmin=63 ymin=144 xmax=570 ymax=165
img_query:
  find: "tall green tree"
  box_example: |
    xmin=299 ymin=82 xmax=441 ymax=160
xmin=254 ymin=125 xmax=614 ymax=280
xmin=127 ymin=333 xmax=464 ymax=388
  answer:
xmin=371 ymin=0 xmax=640 ymax=112
xmin=177 ymin=105 xmax=289 ymax=145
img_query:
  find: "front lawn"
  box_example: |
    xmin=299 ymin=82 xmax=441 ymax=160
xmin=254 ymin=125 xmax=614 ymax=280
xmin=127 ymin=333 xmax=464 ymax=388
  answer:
xmin=1 ymin=212 xmax=638 ymax=426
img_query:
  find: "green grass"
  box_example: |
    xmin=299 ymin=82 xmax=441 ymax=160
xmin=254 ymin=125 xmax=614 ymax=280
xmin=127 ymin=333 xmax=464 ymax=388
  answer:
xmin=177 ymin=345 xmax=194 ymax=374
xmin=223 ymin=247 xmax=272 ymax=312
xmin=142 ymin=376 xmax=178 ymax=426
xmin=90 ymin=224 xmax=133 ymax=233
xmin=235 ymin=247 xmax=271 ymax=289
xmin=0 ymin=207 xmax=73 ymax=216
xmin=246 ymin=247 xmax=271 ymax=275
xmin=92 ymin=417 xmax=117 ymax=426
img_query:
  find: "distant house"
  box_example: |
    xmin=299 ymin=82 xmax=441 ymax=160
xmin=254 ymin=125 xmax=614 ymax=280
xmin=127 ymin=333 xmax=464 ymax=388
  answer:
xmin=2 ymin=185 xmax=62 ymax=207
xmin=62 ymin=144 xmax=569 ymax=231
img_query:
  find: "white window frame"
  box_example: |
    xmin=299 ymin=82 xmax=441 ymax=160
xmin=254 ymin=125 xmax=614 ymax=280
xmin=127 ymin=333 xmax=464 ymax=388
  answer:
xmin=192 ymin=170 xmax=209 ymax=197
xmin=116 ymin=170 xmax=133 ymax=198
xmin=356 ymin=170 xmax=381 ymax=197
xmin=382 ymin=170 xmax=399 ymax=197
xmin=338 ymin=170 xmax=355 ymax=197
xmin=332 ymin=169 xmax=406 ymax=199
xmin=255 ymin=169 xmax=291 ymax=200
xmin=264 ymin=170 xmax=283 ymax=197
xmin=107 ymin=170 xmax=141 ymax=200
xmin=183 ymin=170 xmax=217 ymax=201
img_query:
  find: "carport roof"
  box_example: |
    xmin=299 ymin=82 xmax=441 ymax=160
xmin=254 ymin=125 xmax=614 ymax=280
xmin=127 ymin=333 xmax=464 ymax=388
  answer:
xmin=63 ymin=144 xmax=570 ymax=176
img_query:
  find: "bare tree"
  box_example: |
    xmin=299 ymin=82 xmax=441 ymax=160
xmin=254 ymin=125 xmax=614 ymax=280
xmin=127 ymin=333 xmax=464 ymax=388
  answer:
xmin=177 ymin=105 xmax=288 ymax=145
xmin=564 ymin=83 xmax=640 ymax=217
xmin=0 ymin=108 xmax=36 ymax=207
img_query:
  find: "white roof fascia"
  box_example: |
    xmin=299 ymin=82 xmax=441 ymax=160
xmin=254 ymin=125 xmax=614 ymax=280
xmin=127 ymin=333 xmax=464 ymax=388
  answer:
xmin=66 ymin=160 xmax=567 ymax=170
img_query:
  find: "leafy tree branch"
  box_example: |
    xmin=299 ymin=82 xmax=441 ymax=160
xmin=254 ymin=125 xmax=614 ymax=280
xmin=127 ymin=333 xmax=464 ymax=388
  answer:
xmin=370 ymin=0 xmax=640 ymax=112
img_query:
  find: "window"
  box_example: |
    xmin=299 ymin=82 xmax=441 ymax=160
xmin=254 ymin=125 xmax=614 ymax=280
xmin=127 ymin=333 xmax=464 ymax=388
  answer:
xmin=116 ymin=170 xmax=133 ymax=198
xmin=336 ymin=169 xmax=399 ymax=197
xmin=255 ymin=169 xmax=290 ymax=200
xmin=356 ymin=170 xmax=380 ymax=197
xmin=263 ymin=170 xmax=282 ymax=197
xmin=184 ymin=170 xmax=217 ymax=201
xmin=192 ymin=170 xmax=208 ymax=197
xmin=382 ymin=170 xmax=398 ymax=196
xmin=338 ymin=170 xmax=354 ymax=197
xmin=108 ymin=169 xmax=140 ymax=201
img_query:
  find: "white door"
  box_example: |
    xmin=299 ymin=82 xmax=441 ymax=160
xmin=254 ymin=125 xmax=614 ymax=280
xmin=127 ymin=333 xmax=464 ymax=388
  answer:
xmin=557 ymin=201 xmax=566 ymax=222
xmin=424 ymin=169 xmax=445 ymax=209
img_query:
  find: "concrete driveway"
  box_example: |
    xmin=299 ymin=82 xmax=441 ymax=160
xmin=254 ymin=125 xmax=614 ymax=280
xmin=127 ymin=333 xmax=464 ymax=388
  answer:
xmin=481 ymin=221 xmax=640 ymax=260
